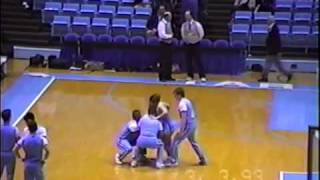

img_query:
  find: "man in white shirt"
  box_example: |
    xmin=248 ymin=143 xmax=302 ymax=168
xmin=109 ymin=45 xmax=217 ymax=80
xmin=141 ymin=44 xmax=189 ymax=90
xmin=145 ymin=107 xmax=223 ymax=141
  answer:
xmin=181 ymin=10 xmax=206 ymax=83
xmin=23 ymin=112 xmax=47 ymax=138
xmin=157 ymin=11 xmax=175 ymax=82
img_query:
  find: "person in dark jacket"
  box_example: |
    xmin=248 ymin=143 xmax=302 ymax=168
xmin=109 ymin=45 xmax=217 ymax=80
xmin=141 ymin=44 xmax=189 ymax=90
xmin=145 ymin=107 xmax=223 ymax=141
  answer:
xmin=258 ymin=17 xmax=292 ymax=83
xmin=146 ymin=5 xmax=166 ymax=37
xmin=255 ymin=0 xmax=275 ymax=14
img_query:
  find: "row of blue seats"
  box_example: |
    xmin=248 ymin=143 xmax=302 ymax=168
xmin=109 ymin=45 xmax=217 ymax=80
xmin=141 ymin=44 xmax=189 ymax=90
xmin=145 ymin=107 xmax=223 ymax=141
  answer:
xmin=275 ymin=0 xmax=318 ymax=12
xmin=42 ymin=2 xmax=152 ymax=23
xmin=230 ymin=24 xmax=318 ymax=48
xmin=34 ymin=0 xmax=151 ymax=10
xmin=233 ymin=11 xmax=318 ymax=25
xmin=51 ymin=15 xmax=147 ymax=37
xmin=60 ymin=33 xmax=247 ymax=74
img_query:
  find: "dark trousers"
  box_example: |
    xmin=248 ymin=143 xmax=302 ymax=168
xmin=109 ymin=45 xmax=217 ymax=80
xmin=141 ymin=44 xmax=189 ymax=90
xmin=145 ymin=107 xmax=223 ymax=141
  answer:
xmin=159 ymin=42 xmax=173 ymax=80
xmin=262 ymin=53 xmax=290 ymax=79
xmin=185 ymin=42 xmax=206 ymax=79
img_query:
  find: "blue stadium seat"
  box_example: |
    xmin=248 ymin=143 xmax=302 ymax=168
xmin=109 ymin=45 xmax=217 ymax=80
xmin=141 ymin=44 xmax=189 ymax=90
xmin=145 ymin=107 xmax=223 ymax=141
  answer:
xmin=278 ymin=25 xmax=290 ymax=46
xmin=313 ymin=12 xmax=318 ymax=25
xmin=295 ymin=0 xmax=314 ymax=12
xmin=293 ymin=12 xmax=312 ymax=25
xmin=71 ymin=16 xmax=91 ymax=36
xmin=134 ymin=7 xmax=152 ymax=19
xmin=274 ymin=12 xmax=292 ymax=25
xmin=91 ymin=17 xmax=110 ymax=35
xmin=250 ymin=24 xmax=268 ymax=46
xmin=111 ymin=18 xmax=129 ymax=36
xmin=289 ymin=25 xmax=310 ymax=47
xmin=253 ymin=12 xmax=272 ymax=24
xmin=233 ymin=11 xmax=252 ymax=24
xmin=128 ymin=36 xmax=146 ymax=71
xmin=51 ymin=15 xmax=71 ymax=37
xmin=102 ymin=0 xmax=120 ymax=6
xmin=278 ymin=25 xmax=290 ymax=35
xmin=42 ymin=2 xmax=62 ymax=23
xmin=62 ymin=3 xmax=80 ymax=17
xmin=130 ymin=19 xmax=147 ymax=36
xmin=116 ymin=6 xmax=134 ymax=19
xmin=80 ymin=4 xmax=98 ymax=18
xmin=87 ymin=0 xmax=102 ymax=5
xmin=34 ymin=0 xmax=46 ymax=10
xmin=122 ymin=0 xmax=135 ymax=6
xmin=97 ymin=5 xmax=116 ymax=18
xmin=313 ymin=2 xmax=319 ymax=13
xmin=275 ymin=0 xmax=294 ymax=11
xmin=230 ymin=24 xmax=250 ymax=43
xmin=112 ymin=35 xmax=130 ymax=69
xmin=309 ymin=25 xmax=318 ymax=48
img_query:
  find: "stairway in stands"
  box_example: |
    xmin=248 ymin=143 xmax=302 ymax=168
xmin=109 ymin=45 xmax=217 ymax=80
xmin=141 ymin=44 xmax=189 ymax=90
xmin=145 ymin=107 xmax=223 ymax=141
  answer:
xmin=206 ymin=0 xmax=234 ymax=40
xmin=0 ymin=0 xmax=54 ymax=55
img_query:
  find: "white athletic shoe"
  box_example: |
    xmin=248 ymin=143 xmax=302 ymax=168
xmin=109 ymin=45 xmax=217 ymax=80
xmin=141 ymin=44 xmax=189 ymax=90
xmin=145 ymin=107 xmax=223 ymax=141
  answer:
xmin=186 ymin=77 xmax=193 ymax=81
xmin=155 ymin=162 xmax=165 ymax=169
xmin=114 ymin=153 xmax=122 ymax=165
xmin=164 ymin=159 xmax=178 ymax=167
xmin=130 ymin=160 xmax=138 ymax=167
xmin=200 ymin=78 xmax=207 ymax=83
xmin=186 ymin=77 xmax=196 ymax=85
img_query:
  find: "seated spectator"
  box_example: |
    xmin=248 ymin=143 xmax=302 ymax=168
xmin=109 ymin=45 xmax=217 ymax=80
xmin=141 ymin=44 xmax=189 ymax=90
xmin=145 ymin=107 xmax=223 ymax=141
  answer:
xmin=233 ymin=0 xmax=256 ymax=11
xmin=158 ymin=0 xmax=176 ymax=11
xmin=254 ymin=0 xmax=275 ymax=13
xmin=146 ymin=5 xmax=166 ymax=37
xmin=134 ymin=0 xmax=152 ymax=8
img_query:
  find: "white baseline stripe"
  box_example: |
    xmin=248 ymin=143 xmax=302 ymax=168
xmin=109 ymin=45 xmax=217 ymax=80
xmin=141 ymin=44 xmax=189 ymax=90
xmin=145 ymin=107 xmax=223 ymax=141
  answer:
xmin=13 ymin=76 xmax=56 ymax=127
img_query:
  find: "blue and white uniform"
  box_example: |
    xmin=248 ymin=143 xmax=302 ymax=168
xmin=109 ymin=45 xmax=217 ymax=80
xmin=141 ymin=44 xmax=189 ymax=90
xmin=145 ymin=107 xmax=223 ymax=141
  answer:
xmin=116 ymin=120 xmax=139 ymax=160
xmin=170 ymin=97 xmax=206 ymax=163
xmin=1 ymin=123 xmax=19 ymax=180
xmin=136 ymin=114 xmax=163 ymax=148
xmin=133 ymin=114 xmax=164 ymax=166
xmin=23 ymin=126 xmax=47 ymax=138
xmin=17 ymin=134 xmax=48 ymax=180
xmin=157 ymin=101 xmax=175 ymax=134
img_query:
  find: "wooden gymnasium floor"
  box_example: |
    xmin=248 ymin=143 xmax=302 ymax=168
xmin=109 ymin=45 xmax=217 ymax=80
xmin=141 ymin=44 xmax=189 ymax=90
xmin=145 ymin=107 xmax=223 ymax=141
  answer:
xmin=1 ymin=60 xmax=317 ymax=180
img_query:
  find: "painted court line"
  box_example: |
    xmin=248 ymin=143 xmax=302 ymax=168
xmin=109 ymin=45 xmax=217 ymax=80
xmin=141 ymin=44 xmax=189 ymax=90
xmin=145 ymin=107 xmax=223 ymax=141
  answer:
xmin=12 ymin=75 xmax=55 ymax=126
xmin=1 ymin=74 xmax=55 ymax=126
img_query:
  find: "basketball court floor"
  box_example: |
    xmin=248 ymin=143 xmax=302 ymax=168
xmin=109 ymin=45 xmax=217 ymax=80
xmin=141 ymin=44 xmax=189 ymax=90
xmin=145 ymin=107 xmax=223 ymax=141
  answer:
xmin=1 ymin=60 xmax=318 ymax=180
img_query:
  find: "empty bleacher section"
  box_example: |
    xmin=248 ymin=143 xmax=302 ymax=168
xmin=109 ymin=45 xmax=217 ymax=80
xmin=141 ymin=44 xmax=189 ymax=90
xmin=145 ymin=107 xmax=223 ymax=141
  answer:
xmin=228 ymin=0 xmax=318 ymax=58
xmin=41 ymin=1 xmax=151 ymax=37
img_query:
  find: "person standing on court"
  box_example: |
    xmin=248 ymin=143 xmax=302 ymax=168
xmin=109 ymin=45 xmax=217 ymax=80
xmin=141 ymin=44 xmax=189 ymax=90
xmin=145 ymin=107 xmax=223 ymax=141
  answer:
xmin=1 ymin=109 xmax=20 ymax=180
xmin=258 ymin=16 xmax=292 ymax=82
xmin=14 ymin=120 xmax=50 ymax=180
xmin=23 ymin=112 xmax=48 ymax=139
xmin=181 ymin=10 xmax=207 ymax=83
xmin=157 ymin=11 xmax=175 ymax=82
xmin=166 ymin=87 xmax=207 ymax=166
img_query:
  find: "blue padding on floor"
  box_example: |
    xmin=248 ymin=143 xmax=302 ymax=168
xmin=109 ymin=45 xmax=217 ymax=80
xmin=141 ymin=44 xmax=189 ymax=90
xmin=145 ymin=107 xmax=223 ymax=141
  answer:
xmin=269 ymin=90 xmax=318 ymax=132
xmin=283 ymin=173 xmax=319 ymax=180
xmin=1 ymin=75 xmax=55 ymax=126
